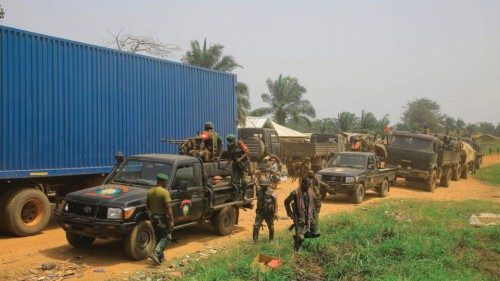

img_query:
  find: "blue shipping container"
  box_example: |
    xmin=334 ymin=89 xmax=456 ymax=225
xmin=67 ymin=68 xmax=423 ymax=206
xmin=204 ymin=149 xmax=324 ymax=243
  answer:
xmin=0 ymin=25 xmax=237 ymax=179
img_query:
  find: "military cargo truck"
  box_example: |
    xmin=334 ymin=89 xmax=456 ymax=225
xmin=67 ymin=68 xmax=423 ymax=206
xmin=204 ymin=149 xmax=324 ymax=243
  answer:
xmin=386 ymin=131 xmax=462 ymax=192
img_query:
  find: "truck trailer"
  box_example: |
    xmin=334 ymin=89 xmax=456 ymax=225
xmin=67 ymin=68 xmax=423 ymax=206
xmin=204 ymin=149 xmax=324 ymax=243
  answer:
xmin=0 ymin=25 xmax=237 ymax=236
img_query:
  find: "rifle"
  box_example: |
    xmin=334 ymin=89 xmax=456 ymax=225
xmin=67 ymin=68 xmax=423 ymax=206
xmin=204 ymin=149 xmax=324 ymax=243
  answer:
xmin=287 ymin=202 xmax=302 ymax=251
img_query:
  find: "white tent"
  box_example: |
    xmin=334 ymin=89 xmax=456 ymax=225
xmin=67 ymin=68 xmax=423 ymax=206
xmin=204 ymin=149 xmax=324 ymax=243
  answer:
xmin=239 ymin=116 xmax=309 ymax=138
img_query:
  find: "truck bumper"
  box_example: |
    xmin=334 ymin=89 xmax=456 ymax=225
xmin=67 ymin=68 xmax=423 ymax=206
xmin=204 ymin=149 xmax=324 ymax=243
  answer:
xmin=59 ymin=212 xmax=135 ymax=238
xmin=325 ymin=182 xmax=356 ymax=194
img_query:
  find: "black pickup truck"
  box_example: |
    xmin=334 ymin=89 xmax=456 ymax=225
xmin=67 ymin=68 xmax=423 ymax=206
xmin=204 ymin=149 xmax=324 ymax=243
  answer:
xmin=317 ymin=152 xmax=396 ymax=203
xmin=58 ymin=153 xmax=254 ymax=260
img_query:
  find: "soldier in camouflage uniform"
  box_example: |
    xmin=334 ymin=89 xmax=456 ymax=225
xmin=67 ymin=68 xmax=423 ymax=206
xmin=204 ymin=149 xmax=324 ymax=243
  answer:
xmin=293 ymin=157 xmax=312 ymax=179
xmin=252 ymin=178 xmax=278 ymax=243
xmin=195 ymin=122 xmax=223 ymax=162
xmin=225 ymin=134 xmax=250 ymax=189
xmin=284 ymin=177 xmax=317 ymax=251
xmin=307 ymin=170 xmax=328 ymax=236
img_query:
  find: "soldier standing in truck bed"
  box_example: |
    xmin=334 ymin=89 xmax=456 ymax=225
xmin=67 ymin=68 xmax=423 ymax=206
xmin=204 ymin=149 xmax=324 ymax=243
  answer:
xmin=225 ymin=134 xmax=250 ymax=190
xmin=253 ymin=178 xmax=277 ymax=243
xmin=195 ymin=122 xmax=222 ymax=162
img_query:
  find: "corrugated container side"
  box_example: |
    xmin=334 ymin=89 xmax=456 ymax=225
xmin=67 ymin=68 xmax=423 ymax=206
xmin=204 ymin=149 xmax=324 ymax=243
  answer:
xmin=0 ymin=25 xmax=237 ymax=179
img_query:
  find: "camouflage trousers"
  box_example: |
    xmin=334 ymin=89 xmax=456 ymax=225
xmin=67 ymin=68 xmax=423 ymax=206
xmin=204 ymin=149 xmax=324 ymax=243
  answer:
xmin=253 ymin=212 xmax=275 ymax=241
xmin=310 ymin=196 xmax=321 ymax=233
xmin=150 ymin=214 xmax=172 ymax=261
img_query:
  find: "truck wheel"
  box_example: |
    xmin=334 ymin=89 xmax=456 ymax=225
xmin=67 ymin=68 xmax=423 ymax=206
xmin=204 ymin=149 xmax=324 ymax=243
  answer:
xmin=423 ymin=171 xmax=437 ymax=192
xmin=66 ymin=232 xmax=95 ymax=248
xmin=214 ymin=206 xmax=236 ymax=236
xmin=440 ymin=168 xmax=451 ymax=187
xmin=0 ymin=189 xmax=18 ymax=234
xmin=378 ymin=180 xmax=388 ymax=198
xmin=3 ymin=188 xmax=51 ymax=236
xmin=124 ymin=220 xmax=156 ymax=261
xmin=460 ymin=165 xmax=469 ymax=179
xmin=451 ymin=165 xmax=460 ymax=181
xmin=350 ymin=183 xmax=365 ymax=204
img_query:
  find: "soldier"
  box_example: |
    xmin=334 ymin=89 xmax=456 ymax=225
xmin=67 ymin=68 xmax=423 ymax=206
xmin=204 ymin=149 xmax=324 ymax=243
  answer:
xmin=147 ymin=173 xmax=174 ymax=265
xmin=284 ymin=177 xmax=316 ymax=251
xmin=307 ymin=170 xmax=328 ymax=236
xmin=293 ymin=157 xmax=312 ymax=179
xmin=196 ymin=122 xmax=223 ymax=162
xmin=252 ymin=178 xmax=278 ymax=243
xmin=225 ymin=134 xmax=250 ymax=188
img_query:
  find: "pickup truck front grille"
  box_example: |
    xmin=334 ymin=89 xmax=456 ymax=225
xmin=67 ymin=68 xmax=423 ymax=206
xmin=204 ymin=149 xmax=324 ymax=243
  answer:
xmin=322 ymin=175 xmax=343 ymax=182
xmin=67 ymin=201 xmax=98 ymax=217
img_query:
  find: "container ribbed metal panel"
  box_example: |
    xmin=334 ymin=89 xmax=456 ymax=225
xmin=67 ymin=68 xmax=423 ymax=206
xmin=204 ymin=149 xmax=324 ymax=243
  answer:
xmin=0 ymin=25 xmax=237 ymax=179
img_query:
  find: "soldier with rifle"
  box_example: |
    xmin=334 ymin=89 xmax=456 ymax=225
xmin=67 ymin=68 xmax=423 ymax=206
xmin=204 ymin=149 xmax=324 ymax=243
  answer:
xmin=292 ymin=157 xmax=312 ymax=182
xmin=307 ymin=170 xmax=327 ymax=236
xmin=225 ymin=134 xmax=251 ymax=192
xmin=284 ymin=177 xmax=317 ymax=251
xmin=252 ymin=178 xmax=277 ymax=243
xmin=195 ymin=122 xmax=223 ymax=162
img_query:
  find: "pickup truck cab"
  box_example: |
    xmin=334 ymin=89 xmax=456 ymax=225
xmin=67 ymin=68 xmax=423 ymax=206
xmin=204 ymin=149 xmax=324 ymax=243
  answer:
xmin=59 ymin=154 xmax=254 ymax=260
xmin=317 ymin=152 xmax=396 ymax=203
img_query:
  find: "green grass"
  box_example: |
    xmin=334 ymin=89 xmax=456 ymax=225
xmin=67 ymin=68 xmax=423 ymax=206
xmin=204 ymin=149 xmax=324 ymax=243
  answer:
xmin=474 ymin=163 xmax=500 ymax=186
xmin=483 ymin=141 xmax=500 ymax=155
xmin=155 ymin=199 xmax=500 ymax=281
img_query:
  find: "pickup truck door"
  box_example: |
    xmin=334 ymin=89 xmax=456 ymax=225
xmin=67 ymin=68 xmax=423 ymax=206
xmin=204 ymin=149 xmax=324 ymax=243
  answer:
xmin=171 ymin=163 xmax=205 ymax=223
xmin=366 ymin=156 xmax=378 ymax=188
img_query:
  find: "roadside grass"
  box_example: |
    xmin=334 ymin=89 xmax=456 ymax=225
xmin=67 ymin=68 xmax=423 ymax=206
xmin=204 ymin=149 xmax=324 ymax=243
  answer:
xmin=170 ymin=199 xmax=500 ymax=281
xmin=474 ymin=164 xmax=500 ymax=186
xmin=483 ymin=141 xmax=500 ymax=155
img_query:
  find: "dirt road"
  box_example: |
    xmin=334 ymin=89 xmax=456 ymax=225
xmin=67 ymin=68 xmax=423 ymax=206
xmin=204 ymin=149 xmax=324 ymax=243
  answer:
xmin=1 ymin=155 xmax=499 ymax=281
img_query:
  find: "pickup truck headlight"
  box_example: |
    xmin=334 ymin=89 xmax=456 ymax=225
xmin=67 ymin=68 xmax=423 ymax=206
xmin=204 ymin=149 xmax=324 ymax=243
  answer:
xmin=107 ymin=207 xmax=123 ymax=219
xmin=63 ymin=201 xmax=69 ymax=212
xmin=345 ymin=176 xmax=357 ymax=183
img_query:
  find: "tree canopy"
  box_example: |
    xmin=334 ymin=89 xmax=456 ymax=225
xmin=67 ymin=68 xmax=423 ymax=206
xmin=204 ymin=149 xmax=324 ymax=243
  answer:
xmin=252 ymin=74 xmax=316 ymax=125
xmin=0 ymin=5 xmax=5 ymax=20
xmin=182 ymin=39 xmax=241 ymax=71
xmin=399 ymin=98 xmax=443 ymax=134
xmin=335 ymin=112 xmax=358 ymax=132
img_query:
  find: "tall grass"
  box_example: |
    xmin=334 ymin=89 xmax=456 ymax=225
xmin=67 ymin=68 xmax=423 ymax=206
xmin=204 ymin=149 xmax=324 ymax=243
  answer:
xmin=474 ymin=164 xmax=500 ymax=186
xmin=174 ymin=200 xmax=499 ymax=280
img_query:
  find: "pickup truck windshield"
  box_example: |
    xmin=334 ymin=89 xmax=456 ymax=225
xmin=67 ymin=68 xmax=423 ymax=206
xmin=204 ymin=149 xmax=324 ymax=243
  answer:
xmin=330 ymin=154 xmax=366 ymax=169
xmin=390 ymin=135 xmax=433 ymax=151
xmin=113 ymin=160 xmax=173 ymax=187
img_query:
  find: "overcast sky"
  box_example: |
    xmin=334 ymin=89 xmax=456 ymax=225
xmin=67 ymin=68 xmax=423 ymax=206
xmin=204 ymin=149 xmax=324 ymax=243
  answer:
xmin=2 ymin=0 xmax=499 ymax=125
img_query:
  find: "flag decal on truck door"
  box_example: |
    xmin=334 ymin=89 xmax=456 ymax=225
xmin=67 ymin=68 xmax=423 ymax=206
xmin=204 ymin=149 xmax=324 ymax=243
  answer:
xmin=180 ymin=199 xmax=192 ymax=216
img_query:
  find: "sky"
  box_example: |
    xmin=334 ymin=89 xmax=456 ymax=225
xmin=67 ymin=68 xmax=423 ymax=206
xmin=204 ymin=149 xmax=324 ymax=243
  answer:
xmin=1 ymin=0 xmax=499 ymax=125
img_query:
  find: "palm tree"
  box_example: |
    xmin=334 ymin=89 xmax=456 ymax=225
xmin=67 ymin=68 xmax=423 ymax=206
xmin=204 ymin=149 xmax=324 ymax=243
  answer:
xmin=455 ymin=118 xmax=465 ymax=136
xmin=181 ymin=39 xmax=241 ymax=71
xmin=359 ymin=110 xmax=378 ymax=132
xmin=251 ymin=75 xmax=316 ymax=125
xmin=336 ymin=112 xmax=358 ymax=132
xmin=236 ymin=82 xmax=250 ymax=126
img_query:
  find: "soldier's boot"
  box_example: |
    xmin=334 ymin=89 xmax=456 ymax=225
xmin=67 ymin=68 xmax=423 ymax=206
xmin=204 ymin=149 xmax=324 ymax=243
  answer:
xmin=253 ymin=228 xmax=259 ymax=243
xmin=269 ymin=229 xmax=274 ymax=241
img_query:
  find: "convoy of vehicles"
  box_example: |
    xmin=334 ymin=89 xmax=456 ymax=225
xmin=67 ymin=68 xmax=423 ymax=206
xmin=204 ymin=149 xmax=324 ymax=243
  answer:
xmin=59 ymin=153 xmax=254 ymax=260
xmin=317 ymin=152 xmax=396 ymax=203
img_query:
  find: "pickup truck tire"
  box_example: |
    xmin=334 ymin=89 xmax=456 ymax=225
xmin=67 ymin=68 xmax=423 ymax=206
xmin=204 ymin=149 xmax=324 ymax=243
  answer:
xmin=3 ymin=188 xmax=51 ymax=236
xmin=440 ymin=167 xmax=451 ymax=187
xmin=423 ymin=171 xmax=437 ymax=192
xmin=124 ymin=220 xmax=156 ymax=261
xmin=451 ymin=165 xmax=460 ymax=181
xmin=66 ymin=232 xmax=95 ymax=248
xmin=378 ymin=180 xmax=388 ymax=198
xmin=214 ymin=206 xmax=236 ymax=236
xmin=350 ymin=183 xmax=365 ymax=204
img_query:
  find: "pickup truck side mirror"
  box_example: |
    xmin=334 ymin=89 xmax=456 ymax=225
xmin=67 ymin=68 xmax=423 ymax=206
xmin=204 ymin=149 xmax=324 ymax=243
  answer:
xmin=180 ymin=181 xmax=188 ymax=192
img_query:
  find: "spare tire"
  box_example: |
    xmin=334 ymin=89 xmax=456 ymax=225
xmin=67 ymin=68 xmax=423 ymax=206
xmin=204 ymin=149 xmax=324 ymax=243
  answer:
xmin=3 ymin=188 xmax=51 ymax=236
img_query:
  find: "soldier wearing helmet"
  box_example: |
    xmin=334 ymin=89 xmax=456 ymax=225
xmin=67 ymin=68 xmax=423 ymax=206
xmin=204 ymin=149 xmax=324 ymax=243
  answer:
xmin=195 ymin=121 xmax=222 ymax=162
xmin=293 ymin=156 xmax=312 ymax=180
xmin=225 ymin=134 xmax=250 ymax=190
xmin=252 ymin=178 xmax=277 ymax=243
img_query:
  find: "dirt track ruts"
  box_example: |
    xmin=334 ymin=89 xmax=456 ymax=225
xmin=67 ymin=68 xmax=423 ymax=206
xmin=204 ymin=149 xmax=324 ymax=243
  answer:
xmin=1 ymin=154 xmax=499 ymax=281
